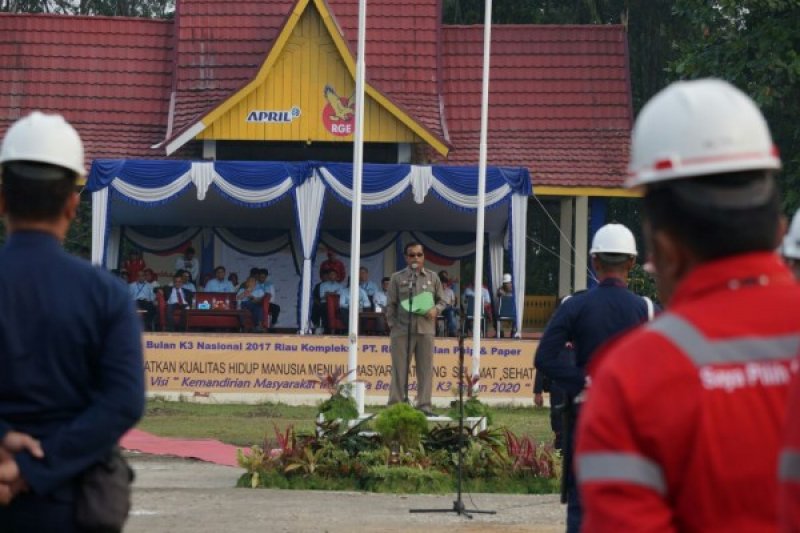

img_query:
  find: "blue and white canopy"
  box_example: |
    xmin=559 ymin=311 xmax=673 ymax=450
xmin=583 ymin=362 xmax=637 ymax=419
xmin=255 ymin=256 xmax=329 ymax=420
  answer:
xmin=87 ymin=160 xmax=531 ymax=334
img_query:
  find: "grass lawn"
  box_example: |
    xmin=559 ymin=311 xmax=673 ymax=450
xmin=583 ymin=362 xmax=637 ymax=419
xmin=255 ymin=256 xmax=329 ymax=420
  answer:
xmin=138 ymin=399 xmax=556 ymax=448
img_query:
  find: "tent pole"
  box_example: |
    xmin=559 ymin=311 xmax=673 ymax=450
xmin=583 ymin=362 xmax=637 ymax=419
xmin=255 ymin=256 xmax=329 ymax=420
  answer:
xmin=471 ymin=0 xmax=493 ymax=383
xmin=348 ymin=0 xmax=368 ymax=415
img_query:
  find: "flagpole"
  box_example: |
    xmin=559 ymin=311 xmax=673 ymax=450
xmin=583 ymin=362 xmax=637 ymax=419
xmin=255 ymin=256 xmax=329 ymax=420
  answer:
xmin=471 ymin=0 xmax=492 ymax=381
xmin=348 ymin=0 xmax=368 ymax=413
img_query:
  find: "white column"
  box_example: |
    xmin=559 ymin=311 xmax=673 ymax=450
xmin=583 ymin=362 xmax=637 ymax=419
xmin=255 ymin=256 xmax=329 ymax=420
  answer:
xmin=510 ymin=194 xmax=527 ymax=337
xmin=471 ymin=0 xmax=493 ymax=380
xmin=558 ymin=197 xmax=573 ymax=297
xmin=91 ymin=188 xmax=109 ymax=266
xmin=573 ymin=196 xmax=589 ymax=291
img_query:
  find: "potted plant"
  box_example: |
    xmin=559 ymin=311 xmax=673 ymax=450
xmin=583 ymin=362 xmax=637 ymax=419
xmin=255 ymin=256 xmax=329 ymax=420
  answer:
xmin=314 ymin=368 xmax=358 ymax=423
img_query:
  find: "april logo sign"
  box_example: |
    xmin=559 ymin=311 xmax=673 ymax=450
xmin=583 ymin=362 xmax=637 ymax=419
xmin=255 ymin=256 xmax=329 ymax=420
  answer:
xmin=322 ymin=85 xmax=355 ymax=136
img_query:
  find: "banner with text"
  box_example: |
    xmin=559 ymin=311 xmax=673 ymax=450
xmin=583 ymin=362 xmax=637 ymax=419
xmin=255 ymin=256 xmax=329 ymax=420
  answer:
xmin=144 ymin=334 xmax=538 ymax=401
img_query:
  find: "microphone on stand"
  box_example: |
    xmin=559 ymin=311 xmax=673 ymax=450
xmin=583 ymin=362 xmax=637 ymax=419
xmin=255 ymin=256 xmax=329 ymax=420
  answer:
xmin=409 ymin=263 xmax=419 ymax=287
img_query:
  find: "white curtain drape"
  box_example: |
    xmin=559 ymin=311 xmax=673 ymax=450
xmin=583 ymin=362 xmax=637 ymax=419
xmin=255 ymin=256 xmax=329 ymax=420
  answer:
xmin=321 ymin=231 xmax=399 ymax=257
xmin=409 ymin=166 xmax=434 ymax=204
xmin=294 ymin=174 xmax=327 ymax=334
xmin=125 ymin=227 xmax=201 ymax=252
xmin=211 ymin=171 xmax=293 ymax=204
xmin=108 ymin=162 xmax=294 ymax=205
xmin=511 ymin=194 xmax=528 ymax=337
xmin=318 ymin=167 xmax=409 ymax=206
xmin=430 ymin=180 xmax=511 ymax=209
xmin=489 ymin=233 xmax=504 ymax=297
xmin=110 ymin=172 xmax=192 ymax=201
xmin=214 ymin=229 xmax=290 ymax=255
xmin=189 ymin=162 xmax=215 ymax=200
xmin=410 ymin=231 xmax=477 ymax=258
xmin=91 ymin=188 xmax=109 ymax=265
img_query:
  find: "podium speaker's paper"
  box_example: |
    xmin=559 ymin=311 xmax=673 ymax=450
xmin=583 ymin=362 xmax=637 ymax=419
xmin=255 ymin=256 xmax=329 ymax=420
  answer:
xmin=400 ymin=291 xmax=435 ymax=315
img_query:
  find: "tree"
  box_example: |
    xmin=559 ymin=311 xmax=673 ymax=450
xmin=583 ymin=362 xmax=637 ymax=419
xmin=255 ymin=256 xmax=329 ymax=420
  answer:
xmin=0 ymin=0 xmax=174 ymax=17
xmin=0 ymin=195 xmax=92 ymax=258
xmin=668 ymin=0 xmax=800 ymax=213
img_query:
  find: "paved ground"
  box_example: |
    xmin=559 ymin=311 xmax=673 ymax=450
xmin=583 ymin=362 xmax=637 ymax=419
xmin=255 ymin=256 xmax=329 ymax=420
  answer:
xmin=126 ymin=454 xmax=565 ymax=533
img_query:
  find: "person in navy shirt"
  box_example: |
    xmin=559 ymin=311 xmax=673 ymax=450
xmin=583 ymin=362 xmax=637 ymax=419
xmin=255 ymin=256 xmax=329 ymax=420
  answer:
xmin=534 ymin=223 xmax=653 ymax=533
xmin=0 ymin=112 xmax=145 ymax=531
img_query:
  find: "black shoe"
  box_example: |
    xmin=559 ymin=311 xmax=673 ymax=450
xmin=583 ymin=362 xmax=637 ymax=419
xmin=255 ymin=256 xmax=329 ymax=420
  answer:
xmin=417 ymin=407 xmax=435 ymax=417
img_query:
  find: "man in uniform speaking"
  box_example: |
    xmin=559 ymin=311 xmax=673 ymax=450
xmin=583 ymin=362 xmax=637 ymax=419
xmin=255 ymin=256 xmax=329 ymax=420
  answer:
xmin=386 ymin=242 xmax=446 ymax=416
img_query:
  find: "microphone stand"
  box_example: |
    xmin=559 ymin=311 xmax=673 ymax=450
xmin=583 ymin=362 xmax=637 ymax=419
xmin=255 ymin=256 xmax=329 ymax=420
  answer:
xmin=409 ymin=332 xmax=496 ymax=518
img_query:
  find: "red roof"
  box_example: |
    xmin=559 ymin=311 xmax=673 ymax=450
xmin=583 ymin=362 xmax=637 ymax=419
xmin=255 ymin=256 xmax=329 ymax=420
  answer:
xmin=168 ymin=0 xmax=446 ymax=148
xmin=0 ymin=2 xmax=633 ymax=190
xmin=0 ymin=13 xmax=173 ymax=162
xmin=440 ymin=25 xmax=632 ymax=188
xmin=169 ymin=0 xmax=292 ymax=141
xmin=326 ymin=0 xmax=445 ymax=141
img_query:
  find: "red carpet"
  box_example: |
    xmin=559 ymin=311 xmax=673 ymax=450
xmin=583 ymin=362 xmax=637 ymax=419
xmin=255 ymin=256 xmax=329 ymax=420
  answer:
xmin=121 ymin=428 xmax=241 ymax=467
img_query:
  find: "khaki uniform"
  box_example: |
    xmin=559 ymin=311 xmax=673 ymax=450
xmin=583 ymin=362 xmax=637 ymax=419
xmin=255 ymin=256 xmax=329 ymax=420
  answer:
xmin=386 ymin=266 xmax=445 ymax=409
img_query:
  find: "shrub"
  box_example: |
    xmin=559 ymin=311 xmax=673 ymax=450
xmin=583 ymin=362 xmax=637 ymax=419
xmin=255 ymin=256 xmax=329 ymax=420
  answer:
xmin=314 ymin=368 xmax=359 ymax=423
xmin=363 ymin=466 xmax=451 ymax=494
xmin=374 ymin=403 xmax=428 ymax=450
xmin=318 ymin=393 xmax=358 ymax=423
xmin=504 ymin=429 xmax=558 ymax=478
xmin=448 ymin=397 xmax=494 ymax=425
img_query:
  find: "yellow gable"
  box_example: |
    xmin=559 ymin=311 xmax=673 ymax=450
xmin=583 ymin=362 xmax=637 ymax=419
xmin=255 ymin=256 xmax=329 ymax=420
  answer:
xmin=197 ymin=0 xmax=438 ymax=149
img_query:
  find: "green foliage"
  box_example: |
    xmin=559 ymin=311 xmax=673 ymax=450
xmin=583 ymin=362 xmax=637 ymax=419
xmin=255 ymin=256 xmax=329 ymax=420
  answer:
xmin=354 ymin=447 xmax=391 ymax=468
xmin=318 ymin=393 xmax=358 ymax=423
xmin=0 ymin=192 xmax=91 ymax=257
xmin=526 ymin=198 xmax=561 ymax=295
xmin=627 ymin=263 xmax=658 ymax=302
xmin=314 ymin=416 xmax=381 ymax=456
xmin=0 ymin=0 xmax=174 ymax=17
xmin=460 ymin=439 xmax=509 ymax=478
xmin=236 ymin=445 xmax=266 ymax=474
xmin=423 ymin=424 xmax=469 ymax=454
xmin=462 ymin=475 xmax=560 ymax=494
xmin=668 ymin=0 xmax=800 ymax=214
xmin=241 ymin=467 xmax=559 ymax=494
xmin=374 ymin=403 xmax=429 ymax=450
xmin=314 ymin=368 xmax=359 ymax=423
xmin=237 ymin=405 xmax=559 ymax=494
xmin=448 ymin=397 xmax=494 ymax=426
xmin=362 ymin=466 xmax=452 ymax=494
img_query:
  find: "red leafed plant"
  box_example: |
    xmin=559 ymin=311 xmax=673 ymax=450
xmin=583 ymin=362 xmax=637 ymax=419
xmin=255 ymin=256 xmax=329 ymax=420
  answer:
xmin=266 ymin=423 xmax=307 ymax=460
xmin=311 ymin=367 xmax=355 ymax=396
xmin=463 ymin=373 xmax=480 ymax=398
xmin=504 ymin=429 xmax=557 ymax=478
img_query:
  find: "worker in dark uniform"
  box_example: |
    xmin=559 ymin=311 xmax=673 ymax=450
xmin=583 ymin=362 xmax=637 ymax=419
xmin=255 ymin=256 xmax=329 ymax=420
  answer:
xmin=533 ymin=369 xmax=565 ymax=450
xmin=0 ymin=112 xmax=145 ymax=532
xmin=534 ymin=223 xmax=653 ymax=533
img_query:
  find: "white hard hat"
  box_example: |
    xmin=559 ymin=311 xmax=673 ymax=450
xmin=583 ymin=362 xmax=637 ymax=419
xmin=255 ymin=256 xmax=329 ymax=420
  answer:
xmin=502 ymin=273 xmax=512 ymax=283
xmin=784 ymin=209 xmax=800 ymax=260
xmin=627 ymin=79 xmax=781 ymax=188
xmin=590 ymin=223 xmax=637 ymax=256
xmin=0 ymin=111 xmax=85 ymax=176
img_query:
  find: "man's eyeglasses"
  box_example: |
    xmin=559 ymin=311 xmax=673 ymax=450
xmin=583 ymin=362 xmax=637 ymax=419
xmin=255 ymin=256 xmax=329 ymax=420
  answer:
xmin=406 ymin=253 xmax=424 ymax=258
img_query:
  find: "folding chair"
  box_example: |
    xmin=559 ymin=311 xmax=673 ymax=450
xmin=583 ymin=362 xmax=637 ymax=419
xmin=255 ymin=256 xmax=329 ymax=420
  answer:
xmin=326 ymin=293 xmax=347 ymax=334
xmin=495 ymin=295 xmax=516 ymax=338
xmin=461 ymin=294 xmax=486 ymax=337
